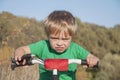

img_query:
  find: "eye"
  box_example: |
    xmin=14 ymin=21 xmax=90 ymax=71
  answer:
xmin=50 ymin=37 xmax=58 ymax=40
xmin=62 ymin=38 xmax=67 ymax=40
xmin=62 ymin=38 xmax=70 ymax=40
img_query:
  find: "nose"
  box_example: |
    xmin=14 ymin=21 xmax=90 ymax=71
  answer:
xmin=56 ymin=40 xmax=63 ymax=46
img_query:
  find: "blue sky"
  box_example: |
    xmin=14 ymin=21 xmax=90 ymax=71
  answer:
xmin=0 ymin=0 xmax=120 ymax=28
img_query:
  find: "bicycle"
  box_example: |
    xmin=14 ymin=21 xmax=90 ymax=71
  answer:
xmin=11 ymin=54 xmax=99 ymax=80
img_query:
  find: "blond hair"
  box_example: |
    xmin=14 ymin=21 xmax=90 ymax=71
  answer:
xmin=44 ymin=10 xmax=77 ymax=36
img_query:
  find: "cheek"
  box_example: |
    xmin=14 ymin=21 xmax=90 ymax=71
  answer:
xmin=49 ymin=40 xmax=56 ymax=47
xmin=65 ymin=41 xmax=71 ymax=48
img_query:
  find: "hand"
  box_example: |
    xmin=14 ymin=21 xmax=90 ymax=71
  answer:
xmin=86 ymin=53 xmax=99 ymax=67
xmin=14 ymin=47 xmax=26 ymax=65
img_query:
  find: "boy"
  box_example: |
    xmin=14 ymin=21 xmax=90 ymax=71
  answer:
xmin=14 ymin=10 xmax=99 ymax=80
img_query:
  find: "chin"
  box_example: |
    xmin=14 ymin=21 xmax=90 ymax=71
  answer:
xmin=56 ymin=51 xmax=62 ymax=53
xmin=56 ymin=50 xmax=65 ymax=53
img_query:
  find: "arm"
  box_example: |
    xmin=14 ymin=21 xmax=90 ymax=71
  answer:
xmin=14 ymin=46 xmax=31 ymax=65
xmin=86 ymin=53 xmax=99 ymax=67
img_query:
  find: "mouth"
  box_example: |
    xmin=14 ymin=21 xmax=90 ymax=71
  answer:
xmin=55 ymin=47 xmax=64 ymax=52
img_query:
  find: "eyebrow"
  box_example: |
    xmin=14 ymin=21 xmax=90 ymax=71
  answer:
xmin=50 ymin=36 xmax=70 ymax=39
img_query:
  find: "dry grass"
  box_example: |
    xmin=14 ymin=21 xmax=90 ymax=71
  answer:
xmin=0 ymin=63 xmax=39 ymax=80
xmin=0 ymin=45 xmax=39 ymax=80
xmin=76 ymin=66 xmax=91 ymax=80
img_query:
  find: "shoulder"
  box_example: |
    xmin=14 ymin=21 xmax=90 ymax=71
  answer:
xmin=70 ymin=42 xmax=89 ymax=59
xmin=70 ymin=42 xmax=88 ymax=52
xmin=29 ymin=40 xmax=50 ymax=56
xmin=29 ymin=40 xmax=49 ymax=48
xmin=70 ymin=42 xmax=82 ymax=48
xmin=31 ymin=40 xmax=48 ymax=45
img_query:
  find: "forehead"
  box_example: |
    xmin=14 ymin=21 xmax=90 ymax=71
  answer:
xmin=50 ymin=31 xmax=71 ymax=38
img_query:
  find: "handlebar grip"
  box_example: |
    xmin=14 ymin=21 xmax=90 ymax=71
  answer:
xmin=11 ymin=54 xmax=33 ymax=70
xmin=81 ymin=60 xmax=99 ymax=69
xmin=81 ymin=60 xmax=88 ymax=65
xmin=93 ymin=61 xmax=99 ymax=69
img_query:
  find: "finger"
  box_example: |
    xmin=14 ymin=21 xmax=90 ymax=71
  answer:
xmin=14 ymin=56 xmax=19 ymax=65
xmin=82 ymin=65 xmax=88 ymax=68
xmin=15 ymin=56 xmax=18 ymax=61
xmin=87 ymin=58 xmax=94 ymax=67
xmin=18 ymin=56 xmax=21 ymax=61
xmin=86 ymin=57 xmax=90 ymax=65
xmin=14 ymin=56 xmax=22 ymax=65
xmin=90 ymin=59 xmax=98 ymax=67
xmin=22 ymin=59 xmax=26 ymax=65
xmin=16 ymin=61 xmax=20 ymax=65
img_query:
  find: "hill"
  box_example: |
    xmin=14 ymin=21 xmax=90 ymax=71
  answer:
xmin=0 ymin=11 xmax=120 ymax=80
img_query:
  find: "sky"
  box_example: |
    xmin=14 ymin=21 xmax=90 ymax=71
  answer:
xmin=0 ymin=0 xmax=120 ymax=28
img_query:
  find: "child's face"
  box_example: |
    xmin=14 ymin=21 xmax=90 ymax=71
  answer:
xmin=49 ymin=31 xmax=72 ymax=53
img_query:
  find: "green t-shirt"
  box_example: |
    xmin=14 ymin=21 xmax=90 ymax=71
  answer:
xmin=29 ymin=40 xmax=89 ymax=80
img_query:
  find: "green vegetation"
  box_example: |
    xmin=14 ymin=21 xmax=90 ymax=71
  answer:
xmin=0 ymin=11 xmax=120 ymax=80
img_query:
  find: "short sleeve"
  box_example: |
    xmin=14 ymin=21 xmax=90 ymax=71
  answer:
xmin=71 ymin=43 xmax=89 ymax=60
xmin=29 ymin=40 xmax=45 ymax=58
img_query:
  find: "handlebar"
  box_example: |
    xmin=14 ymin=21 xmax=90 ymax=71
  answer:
xmin=11 ymin=54 xmax=99 ymax=80
xmin=11 ymin=54 xmax=99 ymax=70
